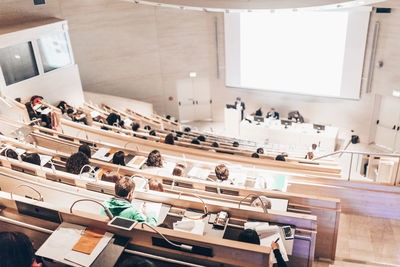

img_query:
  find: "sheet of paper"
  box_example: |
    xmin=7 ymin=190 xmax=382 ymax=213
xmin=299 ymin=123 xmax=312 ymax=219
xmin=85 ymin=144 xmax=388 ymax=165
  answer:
xmin=39 ymin=154 xmax=52 ymax=167
xmin=260 ymin=232 xmax=289 ymax=264
xmin=174 ymin=219 xmax=205 ymax=235
xmin=92 ymin=148 xmax=114 ymax=162
xmin=126 ymin=156 xmax=146 ymax=169
xmin=133 ymin=200 xmax=163 ymax=222
xmin=187 ymin=167 xmax=211 ymax=180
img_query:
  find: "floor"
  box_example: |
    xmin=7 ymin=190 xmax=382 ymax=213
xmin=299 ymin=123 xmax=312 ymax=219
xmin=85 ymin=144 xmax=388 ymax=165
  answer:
xmin=189 ymin=121 xmax=400 ymax=267
xmin=314 ymin=213 xmax=400 ymax=267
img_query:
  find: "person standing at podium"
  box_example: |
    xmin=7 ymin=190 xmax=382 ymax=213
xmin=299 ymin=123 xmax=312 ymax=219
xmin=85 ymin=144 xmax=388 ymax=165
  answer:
xmin=234 ymin=97 xmax=245 ymax=120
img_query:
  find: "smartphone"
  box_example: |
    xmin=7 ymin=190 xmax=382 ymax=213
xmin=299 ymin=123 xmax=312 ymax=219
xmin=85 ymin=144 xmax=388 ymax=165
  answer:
xmin=282 ymin=226 xmax=293 ymax=240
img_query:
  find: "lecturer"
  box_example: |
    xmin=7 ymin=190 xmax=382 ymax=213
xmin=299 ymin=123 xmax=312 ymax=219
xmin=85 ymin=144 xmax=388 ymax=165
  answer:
xmin=234 ymin=97 xmax=245 ymax=121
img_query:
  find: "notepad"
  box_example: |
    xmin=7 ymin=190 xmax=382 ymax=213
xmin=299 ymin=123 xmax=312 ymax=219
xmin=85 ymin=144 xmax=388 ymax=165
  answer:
xmin=173 ymin=219 xmax=205 ymax=235
xmin=72 ymin=227 xmax=106 ymax=255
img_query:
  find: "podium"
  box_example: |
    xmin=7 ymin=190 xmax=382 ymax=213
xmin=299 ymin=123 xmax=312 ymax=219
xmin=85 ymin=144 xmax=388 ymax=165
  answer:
xmin=224 ymin=107 xmax=241 ymax=137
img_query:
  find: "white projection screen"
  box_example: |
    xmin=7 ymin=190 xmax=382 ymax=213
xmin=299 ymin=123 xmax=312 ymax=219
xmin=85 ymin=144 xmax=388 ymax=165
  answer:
xmin=225 ymin=7 xmax=371 ymax=99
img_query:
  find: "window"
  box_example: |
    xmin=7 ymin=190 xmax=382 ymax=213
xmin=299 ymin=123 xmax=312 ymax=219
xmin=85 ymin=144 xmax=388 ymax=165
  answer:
xmin=38 ymin=32 xmax=72 ymax=73
xmin=0 ymin=42 xmax=39 ymax=86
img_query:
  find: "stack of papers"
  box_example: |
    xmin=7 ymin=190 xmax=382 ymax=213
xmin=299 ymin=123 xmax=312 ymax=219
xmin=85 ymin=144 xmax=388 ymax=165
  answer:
xmin=92 ymin=148 xmax=115 ymax=162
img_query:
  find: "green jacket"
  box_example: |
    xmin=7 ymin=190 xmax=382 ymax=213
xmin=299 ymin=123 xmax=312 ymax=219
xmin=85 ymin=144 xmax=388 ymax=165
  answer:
xmin=102 ymin=198 xmax=157 ymax=226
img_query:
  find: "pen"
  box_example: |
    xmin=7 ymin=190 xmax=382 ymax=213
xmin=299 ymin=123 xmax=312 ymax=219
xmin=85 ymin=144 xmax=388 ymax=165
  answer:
xmin=274 ymin=237 xmax=280 ymax=243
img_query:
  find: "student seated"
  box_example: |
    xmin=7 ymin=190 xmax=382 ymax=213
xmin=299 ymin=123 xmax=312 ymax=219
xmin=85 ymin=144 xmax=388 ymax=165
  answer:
xmin=21 ymin=153 xmax=41 ymax=166
xmin=78 ymin=144 xmax=91 ymax=159
xmin=106 ymin=113 xmax=122 ymax=126
xmin=164 ymin=133 xmax=174 ymax=145
xmin=149 ymin=130 xmax=156 ymax=136
xmin=275 ymin=154 xmax=286 ymax=162
xmin=4 ymin=149 xmax=18 ymax=160
xmin=305 ymin=151 xmax=314 ymax=160
xmin=112 ymin=151 xmax=126 ymax=166
xmin=132 ymin=123 xmax=140 ymax=132
xmin=238 ymin=229 xmax=260 ymax=245
xmin=0 ymin=231 xmax=37 ymax=267
xmin=144 ymin=125 xmax=151 ymax=131
xmin=148 ymin=178 xmax=164 ymax=192
xmin=256 ymin=148 xmax=264 ymax=154
xmin=172 ymin=163 xmax=185 ymax=177
xmin=66 ymin=152 xmax=90 ymax=174
xmin=251 ymin=196 xmax=272 ymax=211
xmin=25 ymin=95 xmax=51 ymax=128
xmin=102 ymin=176 xmax=157 ymax=225
xmin=215 ymin=164 xmax=229 ymax=182
xmin=101 ymin=171 xmax=121 ymax=183
xmin=184 ymin=127 xmax=191 ymax=132
xmin=211 ymin=142 xmax=219 ymax=148
xmin=232 ymin=141 xmax=239 ymax=148
xmin=191 ymin=139 xmax=200 ymax=145
xmin=197 ymin=135 xmax=206 ymax=142
xmin=251 ymin=153 xmax=259 ymax=158
xmin=146 ymin=150 xmax=163 ymax=168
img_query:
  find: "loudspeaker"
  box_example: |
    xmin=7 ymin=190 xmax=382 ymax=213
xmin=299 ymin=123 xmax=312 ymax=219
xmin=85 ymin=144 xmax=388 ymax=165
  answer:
xmin=376 ymin=8 xmax=391 ymax=13
xmin=33 ymin=0 xmax=45 ymax=5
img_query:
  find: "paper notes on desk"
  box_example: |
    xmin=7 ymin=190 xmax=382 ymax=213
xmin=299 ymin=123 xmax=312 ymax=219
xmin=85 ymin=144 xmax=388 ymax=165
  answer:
xmin=267 ymin=175 xmax=288 ymax=192
xmin=187 ymin=166 xmax=211 ymax=180
xmin=133 ymin=200 xmax=163 ymax=222
xmin=174 ymin=219 xmax=205 ymax=235
xmin=39 ymin=154 xmax=52 ymax=167
xmin=92 ymin=148 xmax=117 ymax=162
xmin=126 ymin=156 xmax=146 ymax=169
xmin=244 ymin=222 xmax=288 ymax=264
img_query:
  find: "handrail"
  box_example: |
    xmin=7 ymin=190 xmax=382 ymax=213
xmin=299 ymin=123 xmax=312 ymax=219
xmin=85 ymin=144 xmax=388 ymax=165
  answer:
xmin=312 ymin=150 xmax=400 ymax=161
xmin=313 ymin=149 xmax=400 ymax=185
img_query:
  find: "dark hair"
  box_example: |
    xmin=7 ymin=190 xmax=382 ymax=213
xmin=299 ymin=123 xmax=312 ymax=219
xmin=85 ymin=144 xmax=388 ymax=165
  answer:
xmin=119 ymin=256 xmax=155 ymax=267
xmin=275 ymin=155 xmax=286 ymax=162
xmin=132 ymin=123 xmax=140 ymax=132
xmin=5 ymin=149 xmax=18 ymax=160
xmin=176 ymin=131 xmax=183 ymax=137
xmin=66 ymin=108 xmax=74 ymax=115
xmin=147 ymin=150 xmax=163 ymax=168
xmin=66 ymin=152 xmax=90 ymax=174
xmin=215 ymin=164 xmax=229 ymax=181
xmin=112 ymin=151 xmax=126 ymax=166
xmin=173 ymin=136 xmax=179 ymax=141
xmin=57 ymin=101 xmax=68 ymax=113
xmin=251 ymin=153 xmax=259 ymax=158
xmin=115 ymin=176 xmax=135 ymax=198
xmin=184 ymin=127 xmax=191 ymax=132
xmin=78 ymin=144 xmax=91 ymax=159
xmin=101 ymin=126 xmax=110 ymax=131
xmin=149 ymin=130 xmax=156 ymax=136
xmin=197 ymin=135 xmax=206 ymax=142
xmin=144 ymin=125 xmax=151 ymax=131
xmin=256 ymin=148 xmax=264 ymax=154
xmin=312 ymin=144 xmax=317 ymax=150
xmin=0 ymin=232 xmax=35 ymax=267
xmin=166 ymin=115 xmax=171 ymax=120
xmin=21 ymin=153 xmax=41 ymax=166
xmin=106 ymin=113 xmax=121 ymax=126
xmin=14 ymin=98 xmax=21 ymax=103
xmin=212 ymin=142 xmax=219 ymax=148
xmin=233 ymin=141 xmax=239 ymax=147
xmin=165 ymin=133 xmax=174 ymax=145
xmin=238 ymin=229 xmax=260 ymax=245
xmin=191 ymin=139 xmax=200 ymax=145
xmin=172 ymin=166 xmax=184 ymax=177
